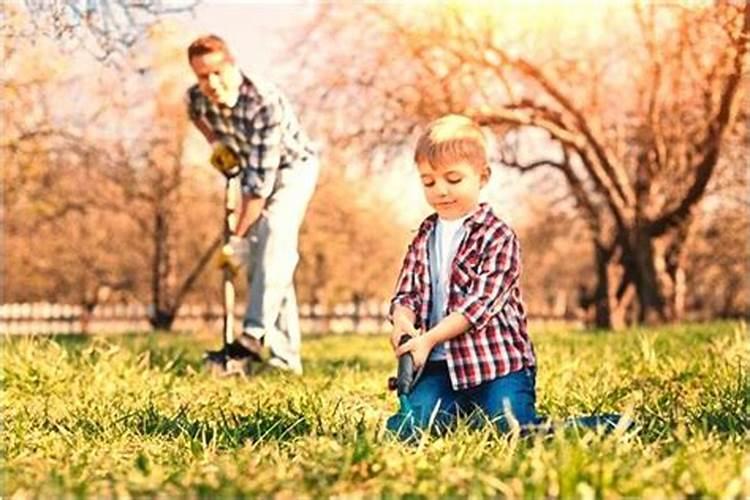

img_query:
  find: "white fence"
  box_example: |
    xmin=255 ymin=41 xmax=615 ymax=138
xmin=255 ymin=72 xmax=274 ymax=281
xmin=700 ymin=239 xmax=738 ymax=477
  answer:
xmin=0 ymin=302 xmax=579 ymax=336
xmin=0 ymin=301 xmax=393 ymax=335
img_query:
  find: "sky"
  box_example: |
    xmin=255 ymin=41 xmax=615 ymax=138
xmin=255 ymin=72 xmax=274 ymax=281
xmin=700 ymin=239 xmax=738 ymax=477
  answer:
xmin=184 ymin=2 xmax=317 ymax=80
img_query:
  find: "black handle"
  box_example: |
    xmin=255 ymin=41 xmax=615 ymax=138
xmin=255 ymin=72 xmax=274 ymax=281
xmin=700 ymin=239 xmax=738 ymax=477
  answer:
xmin=396 ymin=334 xmax=415 ymax=396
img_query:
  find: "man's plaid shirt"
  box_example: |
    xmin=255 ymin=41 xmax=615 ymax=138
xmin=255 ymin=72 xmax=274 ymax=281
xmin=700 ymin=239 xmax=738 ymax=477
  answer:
xmin=391 ymin=203 xmax=536 ymax=390
xmin=186 ymin=74 xmax=315 ymax=199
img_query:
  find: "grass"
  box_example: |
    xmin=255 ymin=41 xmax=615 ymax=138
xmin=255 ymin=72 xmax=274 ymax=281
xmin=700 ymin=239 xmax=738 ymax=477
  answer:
xmin=2 ymin=321 xmax=749 ymax=497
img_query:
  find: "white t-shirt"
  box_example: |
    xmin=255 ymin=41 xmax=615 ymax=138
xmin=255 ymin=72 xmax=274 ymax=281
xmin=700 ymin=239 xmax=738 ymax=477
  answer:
xmin=428 ymin=213 xmax=471 ymax=360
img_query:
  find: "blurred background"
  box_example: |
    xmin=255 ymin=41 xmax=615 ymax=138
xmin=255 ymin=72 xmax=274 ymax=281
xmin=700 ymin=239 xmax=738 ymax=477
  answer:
xmin=2 ymin=0 xmax=748 ymax=333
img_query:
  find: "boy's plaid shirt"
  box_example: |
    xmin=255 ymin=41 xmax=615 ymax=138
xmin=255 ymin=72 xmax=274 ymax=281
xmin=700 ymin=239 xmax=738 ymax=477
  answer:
xmin=186 ymin=74 xmax=315 ymax=199
xmin=391 ymin=203 xmax=536 ymax=390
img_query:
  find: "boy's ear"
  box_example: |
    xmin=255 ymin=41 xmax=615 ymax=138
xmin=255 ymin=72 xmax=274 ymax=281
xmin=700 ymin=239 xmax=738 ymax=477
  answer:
xmin=480 ymin=165 xmax=491 ymax=186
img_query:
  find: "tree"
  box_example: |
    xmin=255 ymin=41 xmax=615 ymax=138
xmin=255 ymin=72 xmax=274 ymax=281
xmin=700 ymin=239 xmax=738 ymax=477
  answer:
xmin=2 ymin=17 xmax=225 ymax=330
xmin=297 ymin=171 xmax=408 ymax=309
xmin=99 ymin=23 xmax=225 ymax=329
xmin=297 ymin=1 xmax=750 ymax=328
xmin=5 ymin=0 xmax=198 ymax=63
xmin=1 ymin=6 xmax=141 ymax=314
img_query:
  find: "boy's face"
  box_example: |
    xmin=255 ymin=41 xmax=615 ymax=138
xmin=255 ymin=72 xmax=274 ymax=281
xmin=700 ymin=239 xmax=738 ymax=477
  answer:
xmin=417 ymin=160 xmax=488 ymax=220
xmin=190 ymin=51 xmax=242 ymax=107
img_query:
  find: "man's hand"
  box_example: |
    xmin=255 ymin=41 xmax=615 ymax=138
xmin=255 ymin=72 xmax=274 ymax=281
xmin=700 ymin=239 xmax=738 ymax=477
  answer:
xmin=395 ymin=334 xmax=434 ymax=371
xmin=216 ymin=235 xmax=248 ymax=274
xmin=210 ymin=143 xmax=241 ymax=177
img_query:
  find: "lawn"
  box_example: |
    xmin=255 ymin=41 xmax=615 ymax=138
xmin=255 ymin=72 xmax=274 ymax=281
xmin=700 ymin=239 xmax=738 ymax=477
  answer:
xmin=2 ymin=321 xmax=748 ymax=497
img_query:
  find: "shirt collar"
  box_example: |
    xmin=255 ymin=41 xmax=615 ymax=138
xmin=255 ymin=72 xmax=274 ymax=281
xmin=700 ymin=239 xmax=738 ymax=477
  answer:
xmin=464 ymin=203 xmax=491 ymax=228
xmin=203 ymin=73 xmax=259 ymax=114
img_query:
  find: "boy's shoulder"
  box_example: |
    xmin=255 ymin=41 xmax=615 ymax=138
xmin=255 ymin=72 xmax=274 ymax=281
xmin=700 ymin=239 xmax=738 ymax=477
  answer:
xmin=476 ymin=205 xmax=516 ymax=234
xmin=410 ymin=204 xmax=517 ymax=243
xmin=469 ymin=205 xmax=518 ymax=250
xmin=415 ymin=213 xmax=439 ymax=237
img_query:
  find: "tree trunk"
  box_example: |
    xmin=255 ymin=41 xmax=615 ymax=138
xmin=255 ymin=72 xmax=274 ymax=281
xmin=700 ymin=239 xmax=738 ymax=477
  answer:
xmin=661 ymin=224 xmax=691 ymax=322
xmin=149 ymin=308 xmax=176 ymax=330
xmin=151 ymin=207 xmax=176 ymax=331
xmin=591 ymin=223 xmax=695 ymax=329
xmin=628 ymin=228 xmax=668 ymax=325
xmin=593 ymin=242 xmax=612 ymax=328
xmin=592 ymin=242 xmax=636 ymax=330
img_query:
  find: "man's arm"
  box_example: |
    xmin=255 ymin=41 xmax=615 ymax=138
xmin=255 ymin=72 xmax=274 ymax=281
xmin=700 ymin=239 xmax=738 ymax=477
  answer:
xmin=240 ymin=100 xmax=284 ymax=200
xmin=186 ymin=88 xmax=217 ymax=143
xmin=191 ymin=115 xmax=217 ymax=144
xmin=234 ymin=194 xmax=265 ymax=238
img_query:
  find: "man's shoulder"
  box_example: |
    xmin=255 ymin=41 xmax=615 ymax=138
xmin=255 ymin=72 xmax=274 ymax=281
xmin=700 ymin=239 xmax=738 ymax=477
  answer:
xmin=242 ymin=74 xmax=283 ymax=102
xmin=186 ymin=83 xmax=201 ymax=98
xmin=186 ymin=84 xmax=205 ymax=106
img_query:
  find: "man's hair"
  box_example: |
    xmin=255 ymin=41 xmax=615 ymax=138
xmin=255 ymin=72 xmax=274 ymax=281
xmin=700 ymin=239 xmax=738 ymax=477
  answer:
xmin=187 ymin=34 xmax=235 ymax=64
xmin=414 ymin=114 xmax=489 ymax=173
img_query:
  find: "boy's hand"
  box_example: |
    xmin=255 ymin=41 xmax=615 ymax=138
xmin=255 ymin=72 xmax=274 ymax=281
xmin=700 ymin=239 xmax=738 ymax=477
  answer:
xmin=395 ymin=334 xmax=433 ymax=370
xmin=210 ymin=143 xmax=241 ymax=177
xmin=390 ymin=318 xmax=418 ymax=351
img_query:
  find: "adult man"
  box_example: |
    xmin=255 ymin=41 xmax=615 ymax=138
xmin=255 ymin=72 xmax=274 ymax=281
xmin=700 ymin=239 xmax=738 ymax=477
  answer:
xmin=186 ymin=34 xmax=318 ymax=374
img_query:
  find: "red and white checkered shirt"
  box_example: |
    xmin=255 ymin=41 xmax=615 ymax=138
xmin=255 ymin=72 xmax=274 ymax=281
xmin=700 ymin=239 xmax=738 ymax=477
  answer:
xmin=391 ymin=203 xmax=536 ymax=390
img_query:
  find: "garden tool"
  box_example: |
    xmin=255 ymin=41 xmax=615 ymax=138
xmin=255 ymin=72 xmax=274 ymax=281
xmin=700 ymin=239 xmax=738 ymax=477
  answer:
xmin=388 ymin=334 xmax=416 ymax=418
xmin=202 ymin=146 xmax=248 ymax=376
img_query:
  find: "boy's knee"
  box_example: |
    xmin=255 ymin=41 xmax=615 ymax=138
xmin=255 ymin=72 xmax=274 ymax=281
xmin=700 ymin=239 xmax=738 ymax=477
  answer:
xmin=385 ymin=404 xmax=457 ymax=441
xmin=386 ymin=412 xmax=418 ymax=441
xmin=471 ymin=395 xmax=538 ymax=433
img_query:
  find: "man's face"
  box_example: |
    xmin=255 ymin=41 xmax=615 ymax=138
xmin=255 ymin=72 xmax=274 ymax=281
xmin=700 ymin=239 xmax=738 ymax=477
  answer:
xmin=189 ymin=51 xmax=241 ymax=107
xmin=417 ymin=160 xmax=488 ymax=220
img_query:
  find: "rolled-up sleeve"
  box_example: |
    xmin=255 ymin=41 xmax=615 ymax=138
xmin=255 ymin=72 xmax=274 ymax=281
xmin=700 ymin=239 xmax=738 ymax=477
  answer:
xmin=454 ymin=233 xmax=520 ymax=330
xmin=240 ymin=100 xmax=283 ymax=198
xmin=389 ymin=242 xmax=423 ymax=324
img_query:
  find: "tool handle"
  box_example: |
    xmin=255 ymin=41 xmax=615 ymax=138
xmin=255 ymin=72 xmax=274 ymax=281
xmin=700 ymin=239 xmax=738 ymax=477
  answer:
xmin=395 ymin=334 xmax=415 ymax=396
xmin=222 ymin=176 xmax=240 ymax=347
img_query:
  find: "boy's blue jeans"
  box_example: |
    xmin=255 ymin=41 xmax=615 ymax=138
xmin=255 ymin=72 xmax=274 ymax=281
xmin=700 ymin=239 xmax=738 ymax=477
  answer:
xmin=386 ymin=362 xmax=538 ymax=437
xmin=386 ymin=362 xmax=629 ymax=439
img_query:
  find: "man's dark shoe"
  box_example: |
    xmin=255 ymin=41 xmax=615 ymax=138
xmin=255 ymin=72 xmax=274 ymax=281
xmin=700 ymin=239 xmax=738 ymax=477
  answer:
xmin=227 ymin=333 xmax=263 ymax=363
xmin=202 ymin=348 xmax=230 ymax=376
xmin=202 ymin=348 xmax=252 ymax=377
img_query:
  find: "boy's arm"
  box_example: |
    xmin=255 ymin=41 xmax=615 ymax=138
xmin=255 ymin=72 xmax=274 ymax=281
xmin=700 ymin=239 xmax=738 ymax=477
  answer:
xmin=395 ymin=231 xmax=521 ymax=368
xmin=390 ymin=305 xmax=419 ymax=350
xmin=389 ymin=242 xmax=423 ymax=318
xmin=388 ymin=240 xmax=424 ymax=349
xmin=395 ymin=312 xmax=470 ymax=368
xmin=453 ymin=232 xmax=520 ymax=331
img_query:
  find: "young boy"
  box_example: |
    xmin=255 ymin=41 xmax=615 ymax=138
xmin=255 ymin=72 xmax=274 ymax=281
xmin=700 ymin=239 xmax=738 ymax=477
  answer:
xmin=387 ymin=114 xmax=539 ymax=436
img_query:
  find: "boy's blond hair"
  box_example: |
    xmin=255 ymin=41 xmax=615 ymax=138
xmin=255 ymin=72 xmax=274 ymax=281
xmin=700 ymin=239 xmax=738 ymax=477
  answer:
xmin=414 ymin=114 xmax=489 ymax=173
